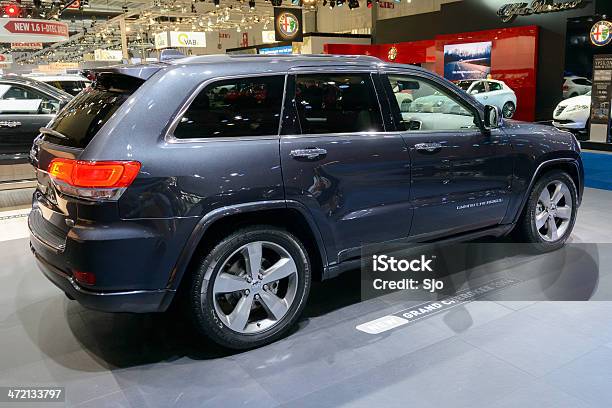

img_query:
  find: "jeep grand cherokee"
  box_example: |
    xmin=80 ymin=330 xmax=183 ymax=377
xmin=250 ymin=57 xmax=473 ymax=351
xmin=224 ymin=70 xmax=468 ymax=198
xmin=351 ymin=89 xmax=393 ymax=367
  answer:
xmin=29 ymin=55 xmax=583 ymax=349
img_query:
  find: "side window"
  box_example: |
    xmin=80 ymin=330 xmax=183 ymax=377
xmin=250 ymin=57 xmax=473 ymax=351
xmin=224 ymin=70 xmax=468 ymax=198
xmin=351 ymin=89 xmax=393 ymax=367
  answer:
xmin=488 ymin=82 xmax=503 ymax=91
xmin=470 ymin=81 xmax=487 ymax=94
xmin=173 ymin=75 xmax=284 ymax=139
xmin=574 ymin=78 xmax=591 ymax=86
xmin=0 ymin=85 xmax=60 ymax=114
xmin=294 ymin=73 xmax=384 ymax=134
xmin=386 ymin=74 xmax=477 ymax=132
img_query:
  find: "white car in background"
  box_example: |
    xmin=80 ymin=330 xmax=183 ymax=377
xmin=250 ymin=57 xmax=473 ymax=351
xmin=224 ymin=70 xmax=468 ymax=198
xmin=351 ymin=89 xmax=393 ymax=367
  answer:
xmin=563 ymin=76 xmax=591 ymax=99
xmin=22 ymin=74 xmax=90 ymax=96
xmin=455 ymin=79 xmax=517 ymax=118
xmin=553 ymin=91 xmax=591 ymax=133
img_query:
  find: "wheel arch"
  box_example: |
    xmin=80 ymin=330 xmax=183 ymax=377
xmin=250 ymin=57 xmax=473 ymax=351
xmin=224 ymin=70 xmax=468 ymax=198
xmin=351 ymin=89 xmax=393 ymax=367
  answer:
xmin=166 ymin=200 xmax=329 ymax=294
xmin=512 ymin=157 xmax=583 ymax=224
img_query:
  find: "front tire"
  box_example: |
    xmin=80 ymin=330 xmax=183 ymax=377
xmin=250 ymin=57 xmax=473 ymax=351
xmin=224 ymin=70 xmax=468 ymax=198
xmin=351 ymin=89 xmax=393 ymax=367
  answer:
xmin=514 ymin=170 xmax=577 ymax=252
xmin=188 ymin=226 xmax=311 ymax=349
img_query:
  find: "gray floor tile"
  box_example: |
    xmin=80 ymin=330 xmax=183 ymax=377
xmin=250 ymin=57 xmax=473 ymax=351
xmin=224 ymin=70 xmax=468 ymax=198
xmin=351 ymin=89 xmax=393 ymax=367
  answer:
xmin=487 ymin=379 xmax=596 ymax=408
xmin=281 ymin=338 xmax=533 ymax=408
xmin=521 ymin=301 xmax=612 ymax=343
xmin=114 ymin=358 xmax=279 ymax=408
xmin=544 ymin=346 xmax=612 ymax=407
xmin=461 ymin=312 xmax=602 ymax=377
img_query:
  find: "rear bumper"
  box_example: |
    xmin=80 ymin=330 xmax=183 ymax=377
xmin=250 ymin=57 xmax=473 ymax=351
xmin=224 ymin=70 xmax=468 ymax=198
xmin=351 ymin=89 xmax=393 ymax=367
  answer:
xmin=30 ymin=241 xmax=175 ymax=313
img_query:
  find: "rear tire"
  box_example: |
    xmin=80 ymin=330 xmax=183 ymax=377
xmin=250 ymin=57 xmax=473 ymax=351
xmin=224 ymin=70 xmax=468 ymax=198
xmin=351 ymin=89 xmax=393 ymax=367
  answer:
xmin=514 ymin=170 xmax=577 ymax=252
xmin=188 ymin=226 xmax=311 ymax=349
xmin=502 ymin=101 xmax=516 ymax=118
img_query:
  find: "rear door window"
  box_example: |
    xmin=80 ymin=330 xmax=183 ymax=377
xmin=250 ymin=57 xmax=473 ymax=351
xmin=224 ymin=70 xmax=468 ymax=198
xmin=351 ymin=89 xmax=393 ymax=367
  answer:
xmin=293 ymin=73 xmax=384 ymax=134
xmin=173 ymin=76 xmax=285 ymax=139
xmin=45 ymin=73 xmax=144 ymax=148
xmin=488 ymin=82 xmax=503 ymax=91
xmin=0 ymin=84 xmax=60 ymax=114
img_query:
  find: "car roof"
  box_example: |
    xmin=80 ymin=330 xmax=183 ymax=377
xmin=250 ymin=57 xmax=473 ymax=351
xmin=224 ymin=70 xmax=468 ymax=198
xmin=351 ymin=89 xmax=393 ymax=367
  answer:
xmin=0 ymin=75 xmax=73 ymax=100
xmin=28 ymin=75 xmax=89 ymax=82
xmin=95 ymin=54 xmax=432 ymax=80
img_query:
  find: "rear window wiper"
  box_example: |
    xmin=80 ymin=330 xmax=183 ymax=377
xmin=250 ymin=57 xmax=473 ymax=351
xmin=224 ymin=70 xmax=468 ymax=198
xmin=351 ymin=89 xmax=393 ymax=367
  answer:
xmin=39 ymin=127 xmax=69 ymax=140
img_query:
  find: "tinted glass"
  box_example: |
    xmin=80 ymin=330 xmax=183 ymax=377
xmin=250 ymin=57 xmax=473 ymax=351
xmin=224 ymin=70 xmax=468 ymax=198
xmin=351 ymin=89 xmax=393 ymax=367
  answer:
xmin=0 ymin=85 xmax=60 ymax=114
xmin=470 ymin=81 xmax=487 ymax=94
xmin=294 ymin=74 xmax=383 ymax=134
xmin=488 ymin=82 xmax=503 ymax=91
xmin=174 ymin=76 xmax=284 ymax=139
xmin=386 ymin=74 xmax=477 ymax=132
xmin=456 ymin=81 xmax=473 ymax=91
xmin=45 ymin=73 xmax=144 ymax=148
xmin=53 ymin=80 xmax=88 ymax=96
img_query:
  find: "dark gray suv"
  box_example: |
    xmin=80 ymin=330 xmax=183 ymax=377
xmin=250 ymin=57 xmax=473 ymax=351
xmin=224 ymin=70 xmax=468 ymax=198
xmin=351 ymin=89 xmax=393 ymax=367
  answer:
xmin=29 ymin=55 xmax=583 ymax=349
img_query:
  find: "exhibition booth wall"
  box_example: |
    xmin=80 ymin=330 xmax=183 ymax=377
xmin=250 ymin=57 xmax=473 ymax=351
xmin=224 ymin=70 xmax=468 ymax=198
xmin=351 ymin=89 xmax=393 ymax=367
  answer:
xmin=326 ymin=25 xmax=538 ymax=122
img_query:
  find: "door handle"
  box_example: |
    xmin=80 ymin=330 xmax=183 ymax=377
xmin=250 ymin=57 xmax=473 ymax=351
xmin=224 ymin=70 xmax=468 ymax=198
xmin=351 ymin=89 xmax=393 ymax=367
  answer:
xmin=0 ymin=121 xmax=21 ymax=128
xmin=290 ymin=148 xmax=327 ymax=159
xmin=414 ymin=142 xmax=442 ymax=152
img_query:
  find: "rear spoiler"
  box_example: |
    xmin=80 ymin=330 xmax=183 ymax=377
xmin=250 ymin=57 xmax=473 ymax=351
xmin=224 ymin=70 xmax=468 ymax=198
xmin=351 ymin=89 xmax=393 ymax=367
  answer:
xmin=91 ymin=63 xmax=168 ymax=81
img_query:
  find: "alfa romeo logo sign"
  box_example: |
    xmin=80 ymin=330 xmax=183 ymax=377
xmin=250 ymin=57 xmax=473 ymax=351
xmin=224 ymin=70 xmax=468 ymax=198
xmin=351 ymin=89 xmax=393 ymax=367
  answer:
xmin=278 ymin=13 xmax=298 ymax=38
xmin=274 ymin=8 xmax=303 ymax=42
xmin=591 ymin=20 xmax=612 ymax=47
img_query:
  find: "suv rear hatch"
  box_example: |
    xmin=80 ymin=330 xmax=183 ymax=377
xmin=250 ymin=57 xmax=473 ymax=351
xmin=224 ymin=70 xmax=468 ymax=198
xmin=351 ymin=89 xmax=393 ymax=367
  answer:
xmin=29 ymin=68 xmax=154 ymax=252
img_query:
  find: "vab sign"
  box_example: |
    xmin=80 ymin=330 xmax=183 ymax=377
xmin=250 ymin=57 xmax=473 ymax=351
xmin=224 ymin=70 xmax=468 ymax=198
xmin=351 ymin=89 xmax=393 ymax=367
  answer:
xmin=155 ymin=31 xmax=206 ymax=49
xmin=0 ymin=18 xmax=69 ymax=42
xmin=170 ymin=31 xmax=206 ymax=48
xmin=497 ymin=0 xmax=584 ymax=23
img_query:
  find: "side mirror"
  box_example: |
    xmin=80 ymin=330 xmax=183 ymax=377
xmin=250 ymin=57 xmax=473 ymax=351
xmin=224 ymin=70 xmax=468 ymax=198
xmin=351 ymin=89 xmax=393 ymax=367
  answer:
xmin=483 ymin=105 xmax=501 ymax=130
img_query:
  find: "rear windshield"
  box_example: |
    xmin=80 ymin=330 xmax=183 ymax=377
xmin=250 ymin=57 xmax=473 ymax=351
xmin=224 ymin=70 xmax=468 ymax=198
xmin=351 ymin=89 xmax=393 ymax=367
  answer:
xmin=44 ymin=73 xmax=144 ymax=148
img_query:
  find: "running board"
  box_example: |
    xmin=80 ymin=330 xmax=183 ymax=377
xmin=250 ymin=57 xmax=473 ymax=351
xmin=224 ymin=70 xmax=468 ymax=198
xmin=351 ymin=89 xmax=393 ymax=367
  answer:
xmin=323 ymin=224 xmax=515 ymax=280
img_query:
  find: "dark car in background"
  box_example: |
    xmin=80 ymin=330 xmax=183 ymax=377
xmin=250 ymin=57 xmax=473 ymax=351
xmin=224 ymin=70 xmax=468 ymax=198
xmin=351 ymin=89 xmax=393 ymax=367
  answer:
xmin=0 ymin=76 xmax=72 ymax=162
xmin=29 ymin=55 xmax=583 ymax=349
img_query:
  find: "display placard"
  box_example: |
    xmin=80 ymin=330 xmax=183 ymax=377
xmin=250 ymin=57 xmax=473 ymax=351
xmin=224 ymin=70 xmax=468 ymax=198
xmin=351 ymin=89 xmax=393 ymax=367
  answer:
xmin=443 ymin=41 xmax=492 ymax=81
xmin=589 ymin=54 xmax=612 ymax=143
xmin=274 ymin=7 xmax=303 ymax=43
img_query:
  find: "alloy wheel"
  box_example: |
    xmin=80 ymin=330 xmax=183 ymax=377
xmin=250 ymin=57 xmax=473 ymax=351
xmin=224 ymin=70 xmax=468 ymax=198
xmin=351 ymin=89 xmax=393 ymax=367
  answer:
xmin=210 ymin=241 xmax=299 ymax=334
xmin=502 ymin=103 xmax=515 ymax=118
xmin=534 ymin=180 xmax=573 ymax=242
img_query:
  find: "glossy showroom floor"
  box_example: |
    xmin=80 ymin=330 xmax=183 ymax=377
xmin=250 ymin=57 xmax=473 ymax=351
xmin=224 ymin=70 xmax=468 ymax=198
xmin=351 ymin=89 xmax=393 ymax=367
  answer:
xmin=1 ymin=188 xmax=612 ymax=408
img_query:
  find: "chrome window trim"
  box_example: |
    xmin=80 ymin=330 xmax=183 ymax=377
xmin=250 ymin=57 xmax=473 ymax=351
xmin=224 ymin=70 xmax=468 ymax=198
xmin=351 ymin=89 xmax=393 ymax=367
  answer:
xmin=164 ymin=72 xmax=288 ymax=144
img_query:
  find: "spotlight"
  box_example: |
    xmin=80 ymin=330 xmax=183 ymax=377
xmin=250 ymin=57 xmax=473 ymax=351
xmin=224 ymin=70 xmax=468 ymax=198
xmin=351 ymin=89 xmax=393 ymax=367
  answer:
xmin=348 ymin=0 xmax=359 ymax=9
xmin=249 ymin=0 xmax=255 ymax=9
xmin=366 ymin=0 xmax=371 ymax=7
xmin=329 ymin=0 xmax=335 ymax=8
xmin=336 ymin=0 xmax=344 ymax=6
xmin=4 ymin=3 xmax=21 ymax=17
xmin=214 ymin=0 xmax=220 ymax=7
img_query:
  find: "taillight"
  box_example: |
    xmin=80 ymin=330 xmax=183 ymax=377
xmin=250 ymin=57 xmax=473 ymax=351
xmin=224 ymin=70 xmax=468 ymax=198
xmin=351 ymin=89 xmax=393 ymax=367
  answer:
xmin=48 ymin=158 xmax=141 ymax=200
xmin=563 ymin=85 xmax=569 ymax=91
